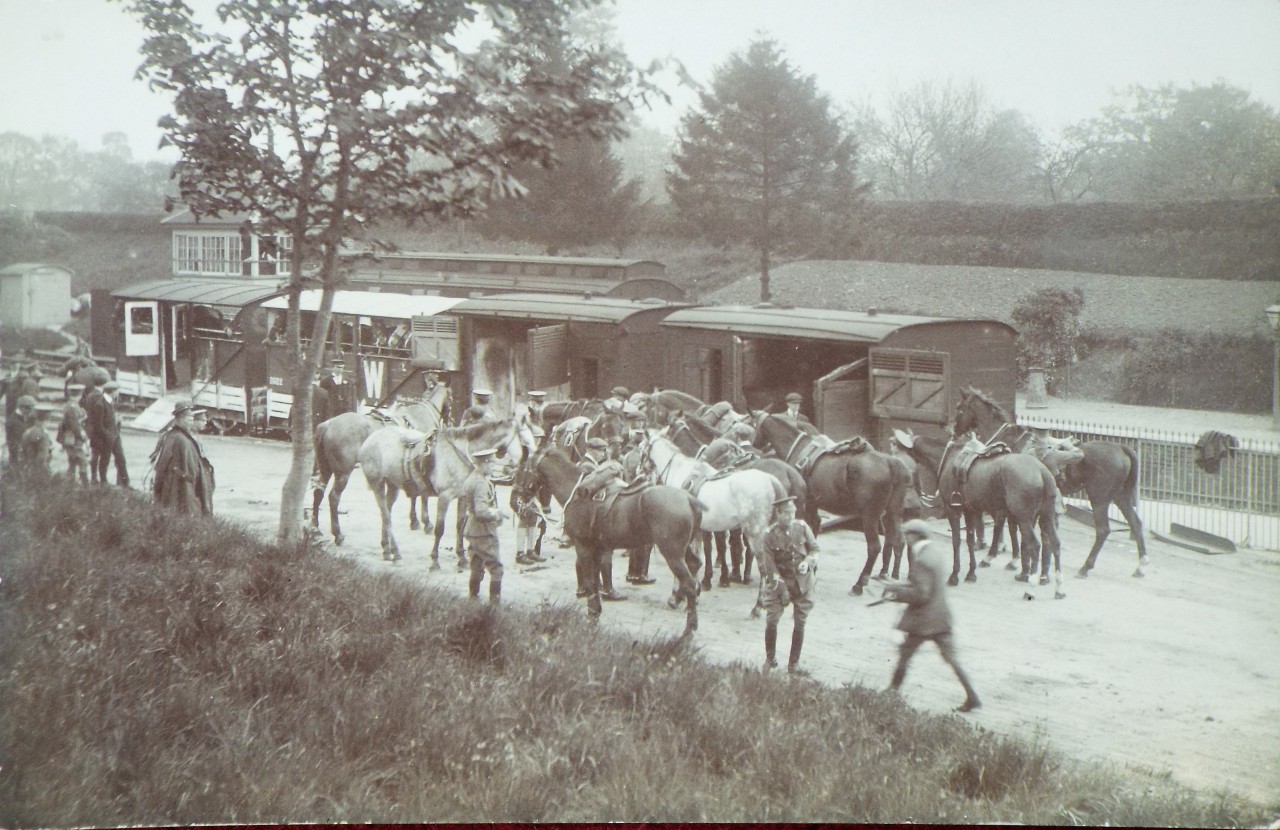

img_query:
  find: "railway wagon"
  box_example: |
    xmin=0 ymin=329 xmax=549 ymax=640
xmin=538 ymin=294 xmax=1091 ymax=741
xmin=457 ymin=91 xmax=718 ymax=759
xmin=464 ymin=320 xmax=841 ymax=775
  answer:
xmin=103 ymin=279 xmax=286 ymax=430
xmin=659 ymin=305 xmax=1018 ymax=447
xmin=259 ymin=290 xmax=466 ymax=424
xmin=340 ymin=250 xmax=686 ymax=301
xmin=450 ymin=292 xmax=692 ymax=416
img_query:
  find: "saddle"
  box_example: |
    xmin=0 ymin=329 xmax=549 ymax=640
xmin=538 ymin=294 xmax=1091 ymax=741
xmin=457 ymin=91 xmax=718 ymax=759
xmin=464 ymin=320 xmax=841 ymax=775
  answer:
xmin=791 ymin=434 xmax=870 ymax=478
xmin=399 ymin=433 xmax=438 ymax=495
xmin=956 ymin=437 xmax=1012 ymax=478
xmin=681 ymin=466 xmax=734 ymax=497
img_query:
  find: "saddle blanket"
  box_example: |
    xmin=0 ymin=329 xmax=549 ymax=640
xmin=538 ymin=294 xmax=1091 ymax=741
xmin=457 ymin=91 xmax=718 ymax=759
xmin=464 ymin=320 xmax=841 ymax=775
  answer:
xmin=956 ymin=440 xmax=1012 ymax=478
xmin=794 ymin=435 xmax=871 ymax=477
xmin=681 ymin=465 xmax=737 ymax=497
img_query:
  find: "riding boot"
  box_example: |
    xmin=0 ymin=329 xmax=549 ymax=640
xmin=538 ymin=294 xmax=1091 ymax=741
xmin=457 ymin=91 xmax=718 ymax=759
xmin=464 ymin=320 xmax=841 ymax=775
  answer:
xmin=787 ymin=626 xmax=806 ymax=673
xmin=468 ymin=572 xmax=483 ymax=599
xmin=489 ymin=579 xmax=502 ymax=605
xmin=764 ymin=623 xmax=778 ymax=670
xmin=515 ymin=550 xmax=528 ymax=565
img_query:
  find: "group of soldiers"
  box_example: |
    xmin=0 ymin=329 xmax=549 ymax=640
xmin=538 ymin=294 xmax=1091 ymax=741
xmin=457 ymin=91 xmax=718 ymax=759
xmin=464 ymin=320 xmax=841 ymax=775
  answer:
xmin=4 ymin=361 xmax=130 ymax=486
xmin=3 ymin=358 xmax=215 ymax=519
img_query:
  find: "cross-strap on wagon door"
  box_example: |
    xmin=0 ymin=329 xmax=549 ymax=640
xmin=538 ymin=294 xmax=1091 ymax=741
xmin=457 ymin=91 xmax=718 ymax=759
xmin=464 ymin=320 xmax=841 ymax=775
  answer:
xmin=526 ymin=323 xmax=568 ymax=390
xmin=410 ymin=314 xmax=459 ymax=370
xmin=870 ymin=347 xmax=948 ymax=424
xmin=813 ymin=358 xmax=870 ymax=440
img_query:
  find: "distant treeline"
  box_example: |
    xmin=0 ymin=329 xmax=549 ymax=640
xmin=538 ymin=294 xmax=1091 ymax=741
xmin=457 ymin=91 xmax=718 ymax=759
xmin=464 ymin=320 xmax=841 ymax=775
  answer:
xmin=841 ymin=198 xmax=1280 ymax=281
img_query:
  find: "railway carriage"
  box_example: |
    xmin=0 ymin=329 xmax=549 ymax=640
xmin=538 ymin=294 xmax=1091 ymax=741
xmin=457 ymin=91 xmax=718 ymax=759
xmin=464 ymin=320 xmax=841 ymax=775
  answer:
xmin=659 ymin=305 xmax=1017 ymax=446
xmin=449 ymin=292 xmax=692 ymax=415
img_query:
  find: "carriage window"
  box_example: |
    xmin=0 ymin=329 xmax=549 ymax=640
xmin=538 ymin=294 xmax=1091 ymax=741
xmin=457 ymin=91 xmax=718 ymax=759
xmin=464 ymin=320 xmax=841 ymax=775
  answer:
xmin=129 ymin=306 xmax=155 ymax=335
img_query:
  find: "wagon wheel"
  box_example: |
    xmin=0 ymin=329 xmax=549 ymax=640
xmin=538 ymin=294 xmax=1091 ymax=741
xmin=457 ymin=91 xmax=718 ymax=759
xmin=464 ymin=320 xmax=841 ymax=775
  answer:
xmin=207 ymin=416 xmax=239 ymax=435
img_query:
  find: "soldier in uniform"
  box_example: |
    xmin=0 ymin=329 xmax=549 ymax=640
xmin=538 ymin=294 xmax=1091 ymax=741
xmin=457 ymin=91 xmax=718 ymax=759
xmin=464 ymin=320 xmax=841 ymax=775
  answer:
xmin=320 ymin=360 xmax=352 ymax=415
xmin=884 ymin=519 xmax=981 ymax=713
xmin=462 ymin=446 xmax=508 ymax=603
xmin=577 ymin=436 xmax=627 ymax=601
xmin=514 ymin=390 xmax=546 ymax=453
xmin=151 ymin=402 xmax=216 ymax=515
xmin=621 ymin=429 xmax=656 ymax=585
xmin=461 ymin=389 xmax=495 ymax=425
xmin=601 ymin=386 xmax=630 ymax=415
xmin=758 ymin=495 xmax=820 ymax=674
xmin=6 ymin=394 xmax=39 ymax=466
xmin=57 ymin=385 xmax=90 ymax=482
xmin=19 ymin=407 xmax=54 ymax=480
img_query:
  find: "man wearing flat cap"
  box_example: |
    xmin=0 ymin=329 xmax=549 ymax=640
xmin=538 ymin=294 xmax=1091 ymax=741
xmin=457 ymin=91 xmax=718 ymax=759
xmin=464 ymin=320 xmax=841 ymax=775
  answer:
xmin=601 ymin=385 xmax=630 ymax=415
xmin=6 ymin=394 xmax=39 ymax=466
xmin=780 ymin=392 xmax=812 ymax=426
xmin=150 ymin=402 xmax=215 ymax=515
xmin=84 ymin=379 xmax=130 ymax=487
xmin=883 ymin=519 xmax=981 ymax=713
xmin=462 ymin=446 xmax=509 ymax=603
xmin=758 ymin=494 xmax=820 ymax=674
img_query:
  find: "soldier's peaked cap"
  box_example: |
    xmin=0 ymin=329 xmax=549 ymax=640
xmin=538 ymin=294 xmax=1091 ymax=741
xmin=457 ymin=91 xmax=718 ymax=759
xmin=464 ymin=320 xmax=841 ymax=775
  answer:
xmin=611 ymin=386 xmax=630 ymax=397
xmin=785 ymin=392 xmax=803 ymax=403
xmin=472 ymin=388 xmax=493 ymax=397
xmin=472 ymin=447 xmax=498 ymax=459
xmin=586 ymin=437 xmax=609 ymax=450
xmin=527 ymin=390 xmax=546 ymax=397
xmin=772 ymin=495 xmax=796 ymax=507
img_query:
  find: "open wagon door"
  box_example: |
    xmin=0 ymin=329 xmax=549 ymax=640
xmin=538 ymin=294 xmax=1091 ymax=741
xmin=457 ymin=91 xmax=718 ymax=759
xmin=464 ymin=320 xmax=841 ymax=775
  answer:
xmin=813 ymin=358 xmax=870 ymax=440
xmin=527 ymin=323 xmax=568 ymax=391
xmin=124 ymin=301 xmax=160 ymax=357
xmin=410 ymin=314 xmax=459 ymax=370
xmin=870 ymin=347 xmax=949 ymax=436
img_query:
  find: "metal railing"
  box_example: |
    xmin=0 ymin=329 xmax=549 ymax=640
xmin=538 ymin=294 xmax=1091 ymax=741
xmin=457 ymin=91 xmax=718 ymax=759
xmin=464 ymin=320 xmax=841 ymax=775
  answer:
xmin=1019 ymin=413 xmax=1280 ymax=552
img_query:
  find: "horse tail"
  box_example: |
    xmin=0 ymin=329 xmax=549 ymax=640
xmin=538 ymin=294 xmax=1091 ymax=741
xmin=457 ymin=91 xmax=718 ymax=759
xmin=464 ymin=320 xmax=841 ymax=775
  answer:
xmin=768 ymin=475 xmax=786 ymax=503
xmin=312 ymin=420 xmax=329 ymax=478
xmin=1120 ymin=444 xmax=1141 ymax=508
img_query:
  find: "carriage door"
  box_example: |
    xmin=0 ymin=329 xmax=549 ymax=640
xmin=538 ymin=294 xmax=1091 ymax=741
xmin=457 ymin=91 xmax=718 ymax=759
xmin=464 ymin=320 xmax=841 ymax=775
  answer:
xmin=167 ymin=304 xmax=194 ymax=388
xmin=527 ymin=323 xmax=569 ymax=398
xmin=124 ymin=301 xmax=160 ymax=357
xmin=869 ymin=347 xmax=949 ymax=444
xmin=680 ymin=345 xmax=723 ymax=402
xmin=813 ymin=357 xmax=870 ymax=440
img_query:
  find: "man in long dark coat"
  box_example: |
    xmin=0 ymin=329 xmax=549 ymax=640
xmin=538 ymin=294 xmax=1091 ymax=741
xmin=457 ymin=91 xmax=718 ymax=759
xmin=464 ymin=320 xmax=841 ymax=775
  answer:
xmin=151 ymin=402 xmax=215 ymax=515
xmin=85 ymin=380 xmax=130 ymax=486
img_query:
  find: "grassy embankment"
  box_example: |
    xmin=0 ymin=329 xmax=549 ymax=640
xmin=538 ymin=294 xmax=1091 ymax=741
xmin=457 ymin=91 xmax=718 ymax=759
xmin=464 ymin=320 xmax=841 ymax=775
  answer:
xmin=1 ymin=480 xmax=1271 ymax=826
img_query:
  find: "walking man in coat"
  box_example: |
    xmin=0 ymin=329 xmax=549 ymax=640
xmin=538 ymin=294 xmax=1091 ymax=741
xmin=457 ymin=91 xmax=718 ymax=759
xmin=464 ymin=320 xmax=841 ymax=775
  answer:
xmin=151 ymin=402 xmax=215 ymax=515
xmin=758 ymin=495 xmax=819 ymax=674
xmin=462 ymin=446 xmax=508 ymax=604
xmin=884 ymin=519 xmax=982 ymax=712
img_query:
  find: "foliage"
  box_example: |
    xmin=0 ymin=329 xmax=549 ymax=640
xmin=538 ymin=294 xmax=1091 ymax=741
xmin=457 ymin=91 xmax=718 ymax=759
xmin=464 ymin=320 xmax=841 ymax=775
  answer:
xmin=474 ymin=135 xmax=646 ymax=254
xmin=855 ymin=79 xmax=1045 ymax=203
xmin=123 ymin=0 xmax=654 ymax=543
xmin=0 ymin=212 xmax=74 ymax=266
xmin=1010 ymin=287 xmax=1086 ymax=393
xmin=0 ymin=131 xmax=170 ymax=213
xmin=1 ymin=479 xmax=1269 ymax=826
xmin=1113 ymin=330 xmax=1274 ymax=412
xmin=1060 ymin=82 xmax=1280 ymax=202
xmin=667 ymin=39 xmax=867 ymax=301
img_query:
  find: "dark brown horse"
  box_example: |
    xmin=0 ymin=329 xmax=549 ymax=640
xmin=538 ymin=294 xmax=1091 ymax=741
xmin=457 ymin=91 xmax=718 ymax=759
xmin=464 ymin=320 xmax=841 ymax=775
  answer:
xmin=894 ymin=428 xmax=1065 ymax=597
xmin=752 ymin=414 xmax=910 ymax=595
xmin=632 ymin=388 xmax=705 ymax=428
xmin=539 ymin=399 xmax=604 ymax=434
xmin=952 ymin=387 xmax=1149 ymax=578
xmin=549 ymin=410 xmax=632 ymax=461
xmin=515 ymin=446 xmax=705 ymax=635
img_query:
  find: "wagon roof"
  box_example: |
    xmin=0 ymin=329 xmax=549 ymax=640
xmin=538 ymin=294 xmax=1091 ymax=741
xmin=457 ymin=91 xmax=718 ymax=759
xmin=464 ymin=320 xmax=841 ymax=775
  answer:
xmin=452 ymin=293 xmax=691 ymax=324
xmin=260 ymin=290 xmax=465 ymax=319
xmin=111 ymin=279 xmax=285 ymax=308
xmin=344 ymin=250 xmax=664 ymax=270
xmin=660 ymin=305 xmax=998 ymax=343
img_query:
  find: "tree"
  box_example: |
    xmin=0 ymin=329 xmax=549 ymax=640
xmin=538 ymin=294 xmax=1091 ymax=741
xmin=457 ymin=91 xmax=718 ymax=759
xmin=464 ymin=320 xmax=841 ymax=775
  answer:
xmin=856 ymin=79 xmax=1044 ymax=203
xmin=667 ymin=39 xmax=865 ymax=301
xmin=125 ymin=0 xmax=650 ymax=545
xmin=1011 ymin=286 xmax=1084 ymax=395
xmin=1059 ymin=82 xmax=1280 ymax=202
xmin=476 ymin=135 xmax=645 ymax=253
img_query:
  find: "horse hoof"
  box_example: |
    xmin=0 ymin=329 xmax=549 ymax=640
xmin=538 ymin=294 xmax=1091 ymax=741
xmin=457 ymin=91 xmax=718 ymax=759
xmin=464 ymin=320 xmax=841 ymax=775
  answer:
xmin=1004 ymin=562 xmax=1017 ymax=571
xmin=964 ymin=573 xmax=977 ymax=584
xmin=946 ymin=575 xmax=959 ymax=587
xmin=1038 ymin=576 xmax=1050 ymax=586
xmin=719 ymin=577 xmax=732 ymax=588
xmin=429 ymin=562 xmax=441 ymax=572
xmin=701 ymin=580 xmax=713 ymax=592
xmin=1132 ymin=569 xmax=1145 ymax=579
xmin=1054 ymin=591 xmax=1067 ymax=600
xmin=667 ymin=596 xmax=681 ymax=610
xmin=334 ymin=535 xmax=344 ymax=547
xmin=409 ymin=520 xmax=420 ymax=531
xmin=850 ymin=584 xmax=863 ymax=596
xmin=978 ymin=559 xmax=991 ymax=568
xmin=1014 ymin=573 xmax=1029 ymax=583
xmin=1075 ymin=569 xmax=1090 ymax=579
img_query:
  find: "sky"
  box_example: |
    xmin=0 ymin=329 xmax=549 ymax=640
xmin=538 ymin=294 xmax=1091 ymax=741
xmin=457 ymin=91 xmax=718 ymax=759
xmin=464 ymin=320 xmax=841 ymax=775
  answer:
xmin=2 ymin=0 xmax=1279 ymax=160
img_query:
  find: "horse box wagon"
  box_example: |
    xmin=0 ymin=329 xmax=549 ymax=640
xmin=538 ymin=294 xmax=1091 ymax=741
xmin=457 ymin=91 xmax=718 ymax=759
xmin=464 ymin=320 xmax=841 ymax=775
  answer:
xmin=450 ymin=292 xmax=692 ymax=416
xmin=658 ymin=304 xmax=1018 ymax=446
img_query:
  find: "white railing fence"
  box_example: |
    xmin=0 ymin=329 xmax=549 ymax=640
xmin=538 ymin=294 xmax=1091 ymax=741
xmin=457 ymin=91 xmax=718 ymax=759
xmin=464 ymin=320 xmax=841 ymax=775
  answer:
xmin=1019 ymin=413 xmax=1280 ymax=552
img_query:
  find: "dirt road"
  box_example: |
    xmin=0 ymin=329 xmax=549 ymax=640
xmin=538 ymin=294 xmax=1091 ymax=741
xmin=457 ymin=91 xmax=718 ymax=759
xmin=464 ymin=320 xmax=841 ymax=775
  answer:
xmin=109 ymin=428 xmax=1280 ymax=804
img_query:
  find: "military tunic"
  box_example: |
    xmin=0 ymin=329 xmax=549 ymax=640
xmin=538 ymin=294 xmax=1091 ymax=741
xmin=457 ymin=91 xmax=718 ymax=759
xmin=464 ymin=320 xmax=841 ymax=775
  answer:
xmin=461 ymin=468 xmax=504 ymax=597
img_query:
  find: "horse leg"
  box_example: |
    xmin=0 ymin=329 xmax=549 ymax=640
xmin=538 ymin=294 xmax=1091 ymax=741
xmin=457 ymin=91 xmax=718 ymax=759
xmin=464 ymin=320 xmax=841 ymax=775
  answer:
xmin=409 ymin=496 xmax=420 ymax=531
xmin=740 ymin=531 xmax=755 ymax=584
xmin=383 ymin=485 xmax=402 ymax=562
xmin=962 ymin=510 xmax=978 ymax=583
xmin=1015 ymin=517 xmax=1039 ymax=584
xmin=699 ymin=532 xmax=714 ymax=591
xmin=421 ymin=496 xmax=434 ymax=533
xmin=850 ymin=517 xmax=881 ymax=596
xmin=1041 ymin=512 xmax=1065 ymax=599
xmin=429 ymin=498 xmax=447 ymax=571
xmin=452 ymin=499 xmax=468 ymax=571
xmin=311 ymin=471 xmax=329 ymax=531
xmin=373 ymin=483 xmax=393 ymax=560
xmin=714 ymin=531 xmax=731 ymax=587
xmin=328 ymin=471 xmax=351 ymax=547
xmin=578 ymin=545 xmax=603 ymax=618
xmin=1076 ymin=504 xmax=1111 ymax=579
xmin=1115 ymin=496 xmax=1150 ymax=576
